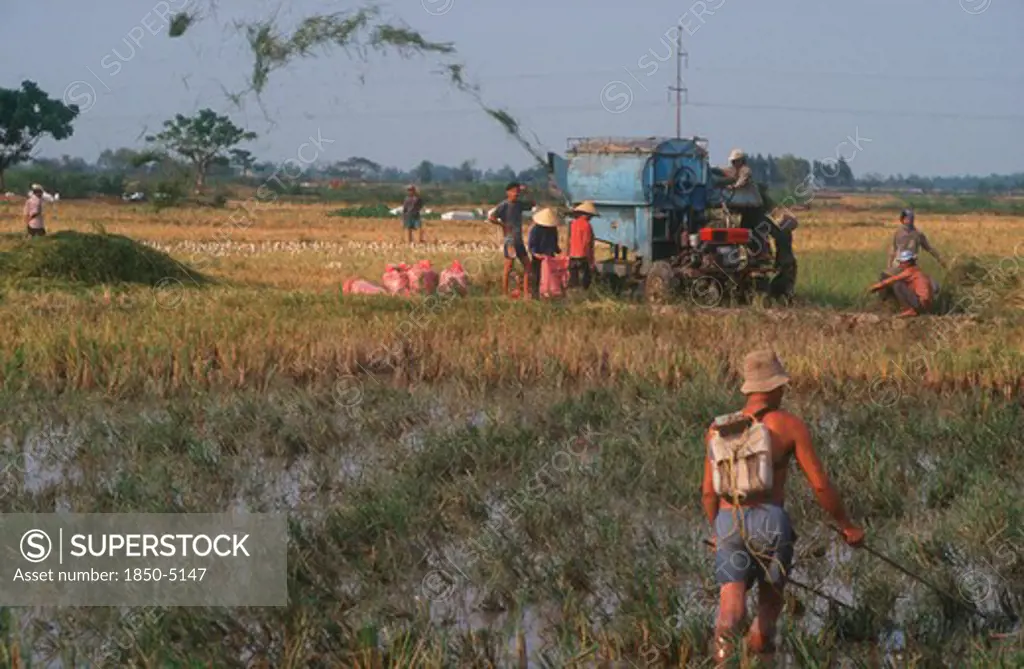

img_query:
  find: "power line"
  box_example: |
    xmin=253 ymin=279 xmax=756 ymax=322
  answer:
xmin=73 ymin=100 xmax=1024 ymax=123
xmin=683 ymin=101 xmax=1024 ymax=122
xmin=269 ymin=64 xmax=1024 ymax=86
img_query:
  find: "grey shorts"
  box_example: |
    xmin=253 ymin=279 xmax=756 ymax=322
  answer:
xmin=714 ymin=504 xmax=796 ymax=588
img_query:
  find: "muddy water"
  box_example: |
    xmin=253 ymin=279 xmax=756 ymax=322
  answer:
xmin=5 ymin=406 xmax=1007 ymax=667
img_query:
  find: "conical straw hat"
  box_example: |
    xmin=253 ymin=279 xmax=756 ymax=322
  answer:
xmin=532 ymin=208 xmax=561 ymax=227
xmin=572 ymin=201 xmax=599 ymax=216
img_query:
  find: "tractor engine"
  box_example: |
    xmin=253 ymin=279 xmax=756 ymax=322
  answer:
xmin=697 ymin=227 xmax=751 ymax=272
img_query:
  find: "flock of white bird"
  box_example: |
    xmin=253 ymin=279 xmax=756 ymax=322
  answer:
xmin=142 ymin=239 xmax=502 ymax=259
xmin=386 ymin=206 xmax=540 ymax=221
xmin=3 ymin=190 xmax=60 ymax=202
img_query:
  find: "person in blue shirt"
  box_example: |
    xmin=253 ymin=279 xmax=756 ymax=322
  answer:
xmin=488 ymin=182 xmax=535 ymax=297
xmin=527 ymin=208 xmax=562 ymax=299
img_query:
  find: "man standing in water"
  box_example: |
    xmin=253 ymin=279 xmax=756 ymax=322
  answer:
xmin=702 ymin=349 xmax=865 ymax=666
xmin=488 ymin=182 xmax=535 ymax=297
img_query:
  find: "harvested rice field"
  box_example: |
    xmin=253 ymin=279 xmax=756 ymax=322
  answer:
xmin=0 ymin=196 xmax=1021 ymax=667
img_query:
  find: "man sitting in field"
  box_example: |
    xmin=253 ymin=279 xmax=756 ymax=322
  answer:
xmin=869 ymin=250 xmax=935 ymax=317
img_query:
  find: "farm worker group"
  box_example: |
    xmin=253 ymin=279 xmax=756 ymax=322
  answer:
xmin=869 ymin=208 xmax=945 ymax=317
xmin=704 ymin=348 xmax=865 ymax=666
xmin=486 ymin=181 xmax=597 ymax=298
xmin=717 ymin=148 xmax=945 ymax=317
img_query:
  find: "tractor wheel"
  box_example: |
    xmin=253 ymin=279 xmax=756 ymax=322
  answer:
xmin=688 ymin=275 xmax=725 ymax=309
xmin=644 ymin=261 xmax=678 ymax=304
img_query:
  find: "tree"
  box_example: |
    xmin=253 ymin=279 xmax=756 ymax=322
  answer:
xmin=414 ymin=160 xmax=434 ymax=184
xmin=775 ymin=155 xmax=811 ymax=193
xmin=495 ymin=165 xmax=516 ymax=182
xmin=454 ymin=159 xmax=476 ymax=183
xmin=145 ymin=109 xmax=256 ymax=192
xmin=330 ymin=156 xmax=381 ymax=181
xmin=97 ymin=147 xmax=149 ymax=173
xmin=229 ymin=148 xmax=256 ymax=177
xmin=0 ymin=80 xmax=79 ymax=190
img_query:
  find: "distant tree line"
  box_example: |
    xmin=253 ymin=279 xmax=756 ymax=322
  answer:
xmin=9 ymin=148 xmax=1024 ymax=199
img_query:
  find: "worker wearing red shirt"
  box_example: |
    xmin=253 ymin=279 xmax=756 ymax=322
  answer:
xmin=869 ymin=250 xmax=934 ymax=317
xmin=568 ymin=201 xmax=598 ymax=290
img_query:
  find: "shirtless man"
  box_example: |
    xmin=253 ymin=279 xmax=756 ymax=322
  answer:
xmin=702 ymin=349 xmax=865 ymax=665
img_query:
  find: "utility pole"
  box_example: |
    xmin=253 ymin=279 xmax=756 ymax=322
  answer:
xmin=668 ymin=28 xmax=688 ymax=138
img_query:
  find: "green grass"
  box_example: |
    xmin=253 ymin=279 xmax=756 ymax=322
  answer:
xmin=0 ymin=381 xmax=1019 ymax=665
xmin=0 ymin=221 xmax=1019 ymax=664
xmin=867 ymin=195 xmax=1024 ymax=216
xmin=0 ymin=231 xmax=209 ymax=287
xmin=327 ymin=203 xmax=444 ymax=219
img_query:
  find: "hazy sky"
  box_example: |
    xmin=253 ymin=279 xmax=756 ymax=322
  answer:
xmin=3 ymin=0 xmax=1022 ymax=176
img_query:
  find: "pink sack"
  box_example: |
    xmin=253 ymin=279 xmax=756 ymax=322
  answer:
xmin=540 ymin=257 xmax=569 ymax=298
xmin=343 ymin=277 xmax=388 ymax=295
xmin=438 ymin=260 xmax=468 ymax=296
xmin=381 ymin=263 xmax=410 ymax=296
xmin=418 ymin=260 xmax=439 ymax=295
xmin=406 ymin=260 xmax=438 ymax=296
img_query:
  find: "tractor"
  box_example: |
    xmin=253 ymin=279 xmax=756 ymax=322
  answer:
xmin=547 ymin=137 xmax=794 ymax=306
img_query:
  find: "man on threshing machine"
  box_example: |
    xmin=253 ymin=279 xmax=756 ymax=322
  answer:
xmin=711 ymin=149 xmax=769 ymax=257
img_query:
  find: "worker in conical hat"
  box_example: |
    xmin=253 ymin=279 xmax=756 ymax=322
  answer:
xmin=568 ymin=201 xmax=598 ymax=290
xmin=526 ymin=207 xmax=562 ymax=299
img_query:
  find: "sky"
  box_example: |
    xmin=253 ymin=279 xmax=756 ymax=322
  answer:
xmin=2 ymin=0 xmax=1022 ymax=177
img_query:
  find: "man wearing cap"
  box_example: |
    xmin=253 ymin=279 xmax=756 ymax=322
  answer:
xmin=24 ymin=184 xmax=46 ymax=237
xmin=870 ymin=250 xmax=935 ymax=317
xmin=568 ymin=201 xmax=597 ymax=290
xmin=402 ymin=185 xmax=425 ymax=245
xmin=488 ymin=182 xmax=535 ymax=297
xmin=716 ymin=149 xmax=766 ymax=255
xmin=703 ymin=350 xmax=864 ymax=665
xmin=885 ymin=209 xmax=946 ymax=274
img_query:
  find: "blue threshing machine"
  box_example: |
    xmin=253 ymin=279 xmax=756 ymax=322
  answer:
xmin=547 ymin=136 xmax=792 ymax=303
